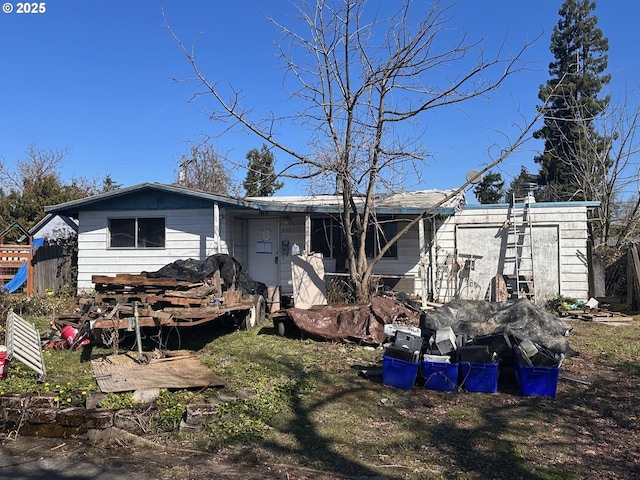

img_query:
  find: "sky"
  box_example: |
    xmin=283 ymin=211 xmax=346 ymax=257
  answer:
xmin=1 ymin=1 xmax=639 ymax=202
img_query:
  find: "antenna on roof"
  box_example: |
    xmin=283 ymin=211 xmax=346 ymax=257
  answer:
xmin=465 ymin=170 xmax=482 ymax=184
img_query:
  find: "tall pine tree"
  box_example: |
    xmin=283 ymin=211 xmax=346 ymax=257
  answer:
xmin=243 ymin=144 xmax=283 ymax=197
xmin=473 ymin=171 xmax=505 ymax=204
xmin=533 ymin=0 xmax=610 ymax=201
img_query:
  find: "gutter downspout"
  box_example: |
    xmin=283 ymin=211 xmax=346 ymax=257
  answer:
xmin=213 ymin=202 xmax=221 ymax=254
xmin=419 ymin=218 xmax=427 ymax=309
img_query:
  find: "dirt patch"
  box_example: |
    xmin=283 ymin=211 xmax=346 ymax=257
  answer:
xmin=0 ymin=435 xmax=347 ymax=480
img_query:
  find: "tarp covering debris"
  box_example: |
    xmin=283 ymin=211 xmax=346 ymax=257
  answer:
xmin=286 ymin=296 xmax=420 ymax=345
xmin=144 ymin=253 xmax=265 ymax=296
xmin=421 ymin=299 xmax=574 ymax=355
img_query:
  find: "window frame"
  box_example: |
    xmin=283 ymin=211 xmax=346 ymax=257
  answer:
xmin=310 ymin=215 xmax=398 ymax=260
xmin=108 ymin=217 xmax=166 ymax=249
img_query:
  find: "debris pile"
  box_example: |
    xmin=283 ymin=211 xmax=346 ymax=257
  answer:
xmin=282 ymin=295 xmax=421 ymax=345
xmin=381 ymin=298 xmax=572 ymax=396
xmin=56 ymin=254 xmax=266 ymax=342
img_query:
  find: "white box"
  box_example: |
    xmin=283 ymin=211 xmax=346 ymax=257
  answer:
xmin=435 ymin=327 xmax=457 ymax=354
xmin=383 ymin=324 xmax=421 ymax=338
xmin=423 ymin=354 xmax=451 ymax=363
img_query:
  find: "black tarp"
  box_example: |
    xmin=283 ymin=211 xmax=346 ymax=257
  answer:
xmin=421 ymin=299 xmax=575 ymax=355
xmin=144 ymin=254 xmax=266 ymax=296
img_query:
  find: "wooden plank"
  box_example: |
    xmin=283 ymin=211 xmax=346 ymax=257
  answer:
xmin=145 ymin=294 xmax=206 ymax=307
xmin=562 ymin=310 xmax=634 ymax=324
xmin=163 ymin=286 xmax=217 ymax=299
xmin=91 ymin=274 xmax=201 ymax=288
xmin=92 ymin=316 xmax=172 ymax=329
xmin=162 ymin=306 xmax=225 ymax=317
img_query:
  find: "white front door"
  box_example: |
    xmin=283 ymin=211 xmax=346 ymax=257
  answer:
xmin=247 ymin=218 xmax=280 ymax=287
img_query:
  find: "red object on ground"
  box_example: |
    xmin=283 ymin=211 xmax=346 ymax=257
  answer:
xmin=0 ymin=351 xmax=9 ymax=378
xmin=60 ymin=325 xmax=90 ymax=349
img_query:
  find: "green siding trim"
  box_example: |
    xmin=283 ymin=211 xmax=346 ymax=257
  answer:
xmin=74 ymin=191 xmax=215 ymax=211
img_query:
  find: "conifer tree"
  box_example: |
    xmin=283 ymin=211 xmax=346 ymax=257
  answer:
xmin=533 ymin=0 xmax=610 ymax=201
xmin=243 ymin=144 xmax=283 ymax=197
xmin=473 ymin=171 xmax=505 ymax=204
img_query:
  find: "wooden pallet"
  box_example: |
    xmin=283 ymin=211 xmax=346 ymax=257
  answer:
xmin=562 ymin=309 xmax=634 ymax=324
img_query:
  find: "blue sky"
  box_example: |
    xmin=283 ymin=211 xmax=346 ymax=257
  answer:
xmin=1 ymin=1 xmax=639 ymax=201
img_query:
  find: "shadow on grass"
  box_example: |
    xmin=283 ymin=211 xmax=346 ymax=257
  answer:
xmin=226 ymin=347 xmax=639 ymax=480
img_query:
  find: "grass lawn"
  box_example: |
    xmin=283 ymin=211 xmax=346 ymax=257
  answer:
xmin=1 ymin=303 xmax=638 ymax=480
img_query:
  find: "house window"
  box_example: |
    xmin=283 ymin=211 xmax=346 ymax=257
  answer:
xmin=311 ymin=218 xmax=343 ymax=259
xmin=109 ymin=217 xmax=165 ymax=248
xmin=310 ymin=216 xmax=397 ymax=260
xmin=366 ymin=217 xmax=398 ymax=258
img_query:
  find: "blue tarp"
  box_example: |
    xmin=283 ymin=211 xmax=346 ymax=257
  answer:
xmin=2 ymin=238 xmax=45 ymax=293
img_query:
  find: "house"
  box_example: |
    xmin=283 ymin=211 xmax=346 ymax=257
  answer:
xmin=22 ymin=213 xmax=78 ymax=243
xmin=44 ymin=182 xmax=598 ymax=306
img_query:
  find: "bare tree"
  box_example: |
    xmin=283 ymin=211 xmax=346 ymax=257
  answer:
xmin=166 ymin=0 xmax=543 ymax=301
xmin=0 ymin=144 xmax=69 ymax=195
xmin=596 ymin=101 xmax=640 ymax=248
xmin=174 ymin=143 xmax=234 ymax=195
xmin=536 ymin=91 xmax=640 ymax=247
xmin=0 ymin=145 xmax=98 ymax=235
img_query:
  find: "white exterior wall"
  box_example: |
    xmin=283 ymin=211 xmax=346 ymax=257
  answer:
xmin=273 ymin=214 xmax=424 ymax=295
xmin=76 ymin=207 xmax=226 ymax=292
xmin=431 ymin=203 xmax=591 ymax=303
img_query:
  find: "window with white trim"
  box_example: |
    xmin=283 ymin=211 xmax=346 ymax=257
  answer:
xmin=108 ymin=217 xmax=165 ymax=248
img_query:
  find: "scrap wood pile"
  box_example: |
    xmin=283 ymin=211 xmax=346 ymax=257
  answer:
xmin=550 ymin=297 xmax=633 ymax=324
xmin=56 ymin=254 xmax=265 ymax=339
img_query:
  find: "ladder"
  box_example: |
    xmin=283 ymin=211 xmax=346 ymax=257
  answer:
xmin=507 ymin=193 xmax=535 ymax=302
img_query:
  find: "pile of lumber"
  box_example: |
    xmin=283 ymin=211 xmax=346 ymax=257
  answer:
xmin=57 ymin=272 xmax=252 ymax=330
xmin=561 ymin=308 xmax=634 ymax=325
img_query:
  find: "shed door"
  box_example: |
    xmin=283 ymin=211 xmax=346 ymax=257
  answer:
xmin=247 ymin=218 xmax=279 ymax=287
xmin=455 ymin=225 xmax=559 ymax=302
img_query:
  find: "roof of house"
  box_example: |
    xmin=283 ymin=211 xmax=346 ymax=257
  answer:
xmin=44 ymin=183 xmax=258 ymax=217
xmin=45 ymin=183 xmax=466 ymax=217
xmin=245 ymin=189 xmax=465 ymax=215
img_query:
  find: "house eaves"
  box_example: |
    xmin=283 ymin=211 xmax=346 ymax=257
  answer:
xmin=246 ymin=189 xmax=465 ymax=216
xmin=462 ymin=200 xmax=601 ymax=211
xmin=28 ymin=213 xmax=79 ymax=236
xmin=44 ymin=183 xmax=259 ymax=218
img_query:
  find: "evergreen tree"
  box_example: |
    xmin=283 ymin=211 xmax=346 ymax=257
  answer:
xmin=533 ymin=0 xmax=610 ymax=201
xmin=473 ymin=171 xmax=505 ymax=204
xmin=100 ymin=174 xmax=122 ymax=193
xmin=243 ymin=144 xmax=283 ymax=197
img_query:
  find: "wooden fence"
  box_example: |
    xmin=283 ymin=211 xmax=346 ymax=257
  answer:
xmin=0 ymin=244 xmax=34 ymax=295
xmin=33 ymin=245 xmax=74 ymax=295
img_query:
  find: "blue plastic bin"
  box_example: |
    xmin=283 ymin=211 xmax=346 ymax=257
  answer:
xmin=422 ymin=361 xmax=459 ymax=392
xmin=459 ymin=361 xmax=499 ymax=393
xmin=514 ymin=359 xmax=559 ymax=397
xmin=382 ymin=355 xmax=419 ymax=390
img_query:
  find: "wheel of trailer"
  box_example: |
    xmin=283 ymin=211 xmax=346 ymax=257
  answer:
xmin=276 ymin=318 xmax=287 ymax=337
xmin=240 ymin=295 xmax=266 ymax=330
